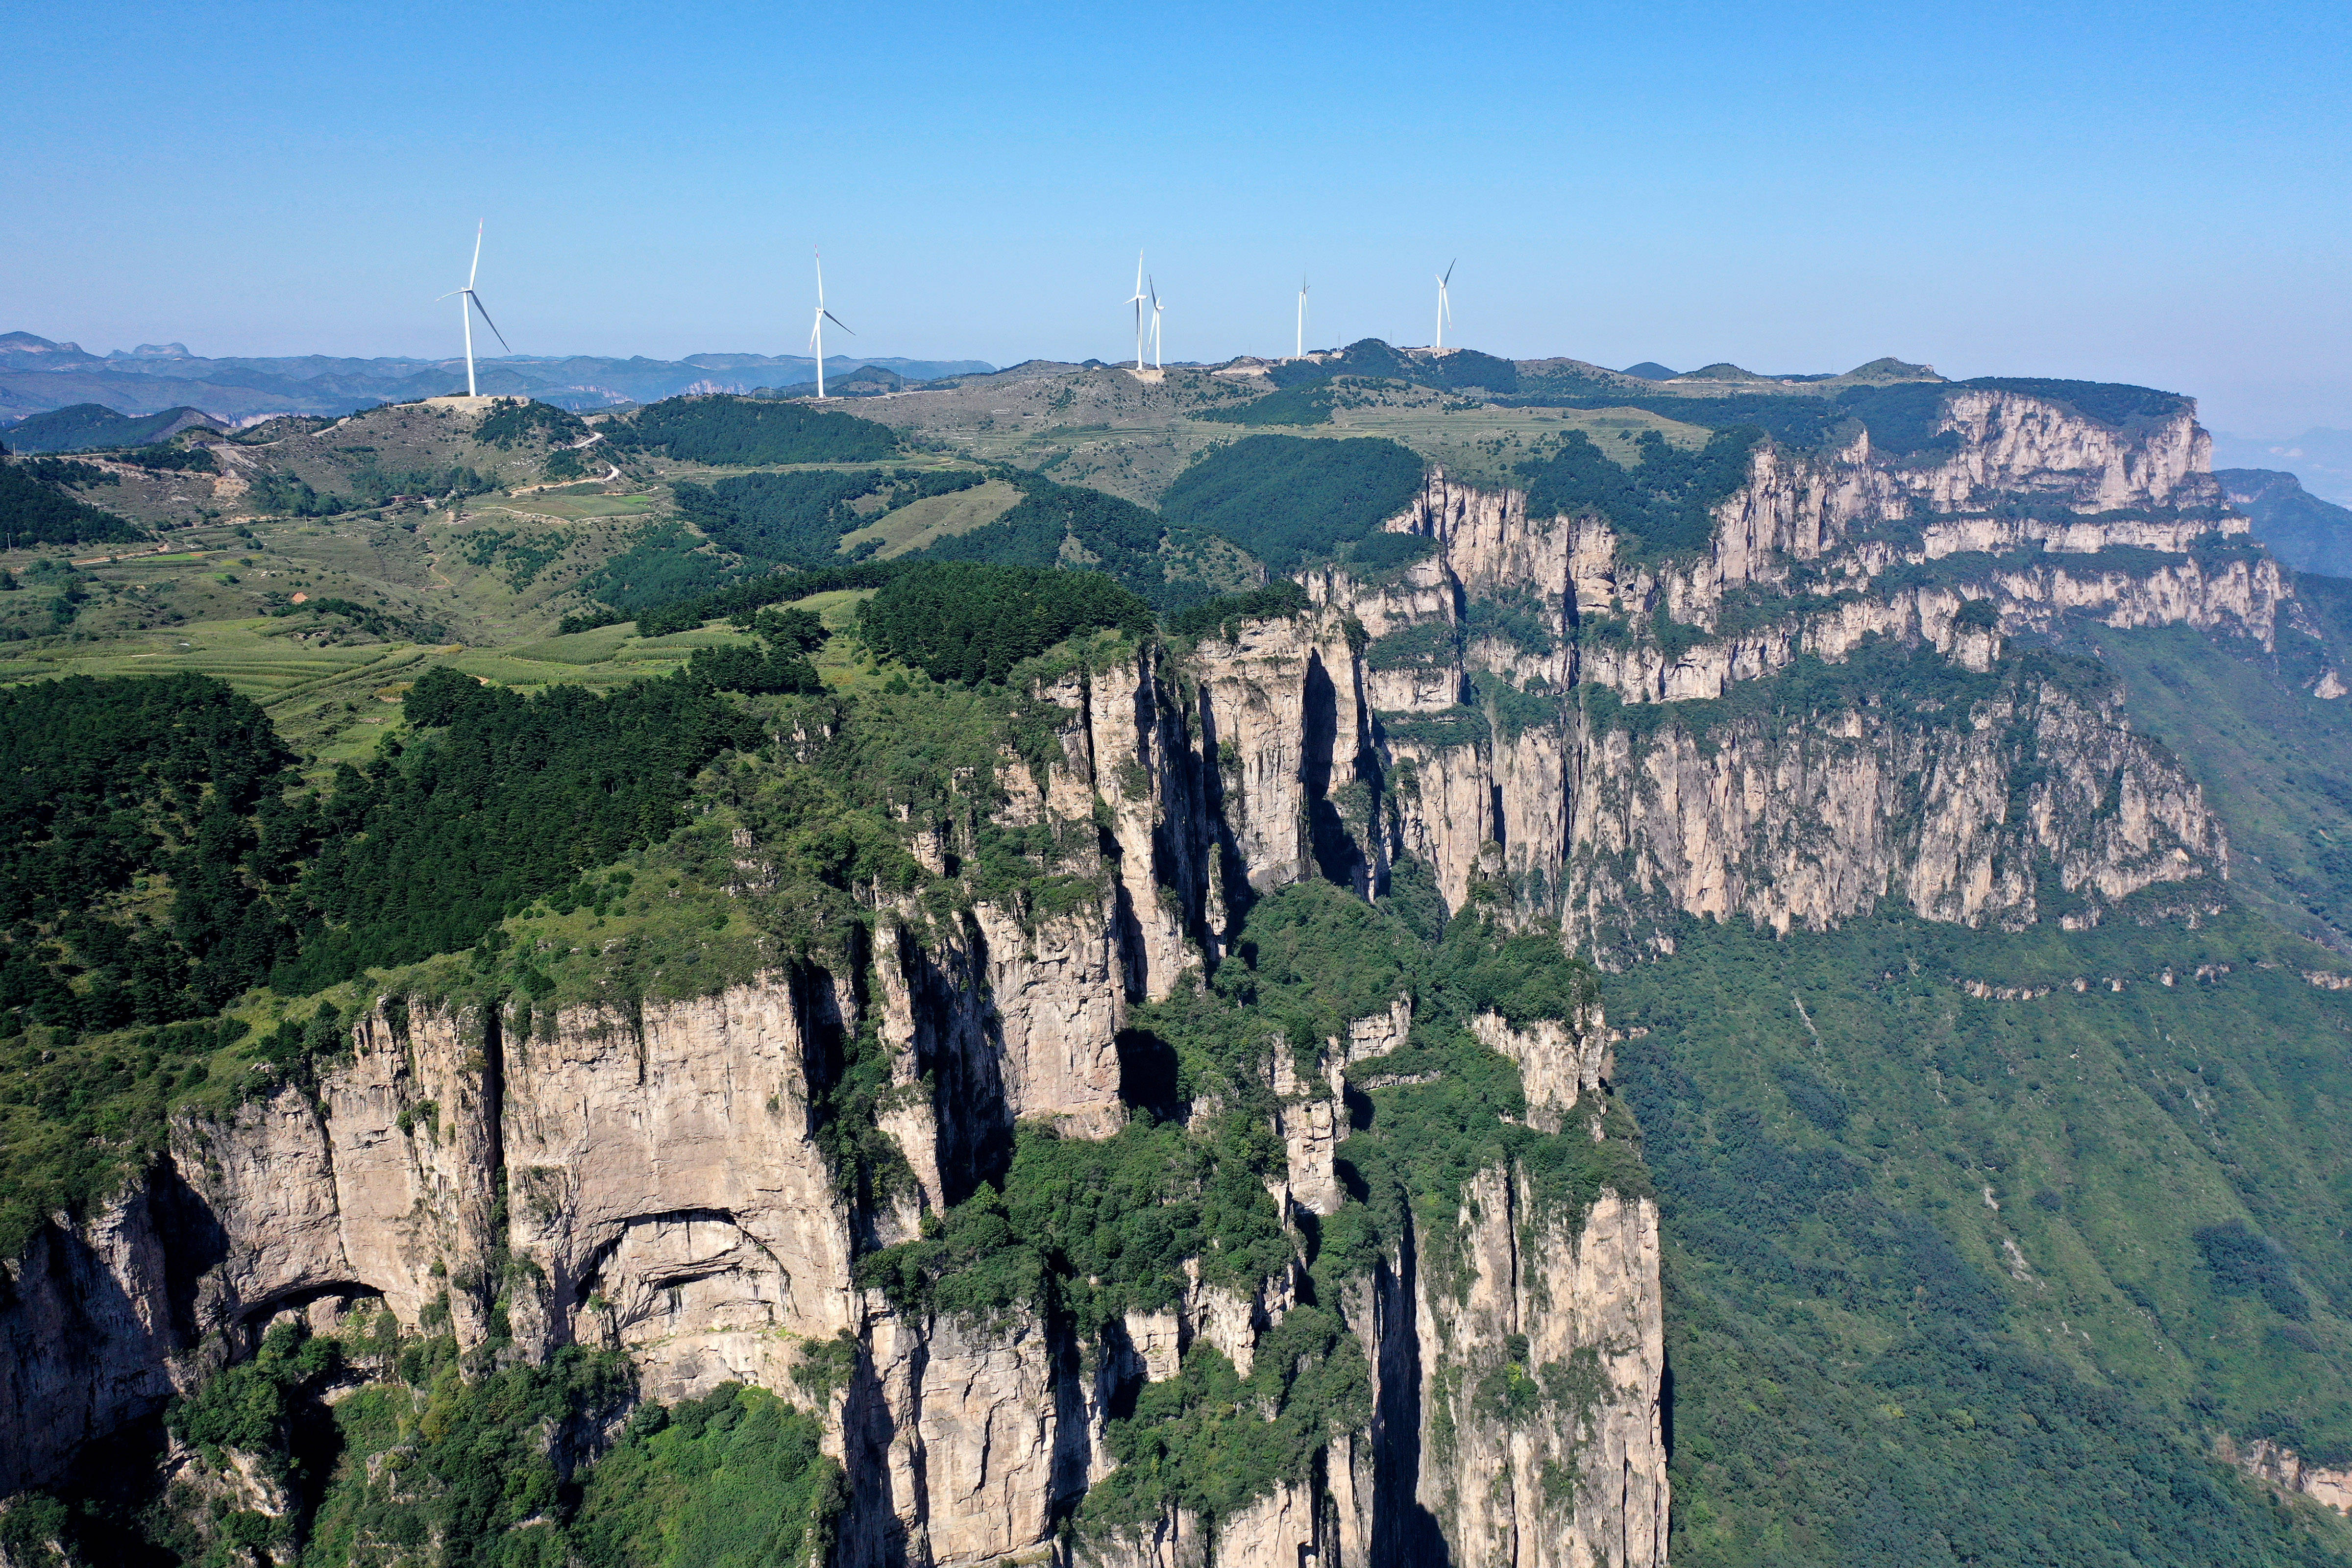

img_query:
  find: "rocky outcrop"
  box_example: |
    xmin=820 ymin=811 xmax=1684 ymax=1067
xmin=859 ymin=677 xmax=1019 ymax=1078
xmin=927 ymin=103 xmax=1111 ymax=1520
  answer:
xmin=2223 ymin=1435 xmax=2352 ymax=1514
xmin=1563 ymin=674 xmax=2222 ymax=950
xmin=4 ymin=378 xmax=2297 ymax=1565
xmin=1331 ymin=385 xmax=2252 ymax=937
xmin=1415 ymin=1177 xmax=1667 ymax=1568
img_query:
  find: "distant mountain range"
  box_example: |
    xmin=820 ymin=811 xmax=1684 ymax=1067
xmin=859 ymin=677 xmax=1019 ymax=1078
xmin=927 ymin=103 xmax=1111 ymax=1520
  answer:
xmin=2211 ymin=427 xmax=2352 ymax=508
xmin=0 ymin=332 xmax=995 ymax=427
xmin=2215 ymin=467 xmax=2352 ymax=578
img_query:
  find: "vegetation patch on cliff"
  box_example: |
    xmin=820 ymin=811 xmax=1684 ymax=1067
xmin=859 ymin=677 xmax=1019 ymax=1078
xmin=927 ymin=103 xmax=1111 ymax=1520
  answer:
xmin=1516 ymin=425 xmax=1761 ymax=558
xmin=30 ymin=1305 xmax=845 ymax=1568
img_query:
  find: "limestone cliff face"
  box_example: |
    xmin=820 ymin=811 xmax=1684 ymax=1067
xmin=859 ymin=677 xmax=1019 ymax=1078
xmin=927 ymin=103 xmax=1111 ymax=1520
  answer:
xmin=0 ymin=1175 xmax=187 ymax=1497
xmin=1413 ymin=1179 xmax=1666 ymax=1568
xmin=0 ymin=974 xmax=1660 ymax=1568
xmin=0 ymin=381 xmax=2289 ymax=1562
xmin=1329 ymin=385 xmax=2252 ymax=938
xmin=1562 ymin=676 xmax=2222 ymax=952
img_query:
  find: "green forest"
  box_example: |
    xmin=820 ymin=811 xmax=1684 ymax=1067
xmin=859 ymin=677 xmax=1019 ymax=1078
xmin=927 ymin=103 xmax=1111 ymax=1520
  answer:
xmin=671 ymin=467 xmax=985 ymax=564
xmin=28 ymin=1317 xmax=842 ymax=1568
xmin=1158 ymin=435 xmax=1424 ymax=572
xmin=916 ymin=467 xmax=1219 ymax=609
xmin=1190 ymin=381 xmax=1341 ymax=426
xmin=0 ymin=460 xmax=144 ymax=547
xmin=0 ymin=657 xmax=798 ymax=1048
xmin=1615 ymin=909 xmax=2352 ymax=1568
xmin=856 ymin=561 xmax=1152 ymax=684
xmin=609 ymin=395 xmax=901 ymax=466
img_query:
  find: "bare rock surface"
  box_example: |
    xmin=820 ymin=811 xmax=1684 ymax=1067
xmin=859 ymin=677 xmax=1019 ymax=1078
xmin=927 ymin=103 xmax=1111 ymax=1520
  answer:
xmin=1 ymin=378 xmax=2289 ymax=1564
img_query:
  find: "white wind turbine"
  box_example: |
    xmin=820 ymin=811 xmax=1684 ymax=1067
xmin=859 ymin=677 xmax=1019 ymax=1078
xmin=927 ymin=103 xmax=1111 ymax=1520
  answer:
xmin=1295 ymin=274 xmax=1309 ymax=360
xmin=1150 ymin=275 xmax=1165 ymax=370
xmin=438 ymin=221 xmax=511 ymax=398
xmin=1434 ymin=260 xmax=1455 ymax=351
xmin=809 ymin=248 xmax=853 ymax=399
xmin=1127 ymin=251 xmax=1149 ymax=371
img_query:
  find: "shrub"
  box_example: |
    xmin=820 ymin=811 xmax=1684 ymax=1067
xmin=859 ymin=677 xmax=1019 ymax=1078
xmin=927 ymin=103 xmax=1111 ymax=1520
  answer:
xmin=473 ymin=397 xmax=590 ymax=448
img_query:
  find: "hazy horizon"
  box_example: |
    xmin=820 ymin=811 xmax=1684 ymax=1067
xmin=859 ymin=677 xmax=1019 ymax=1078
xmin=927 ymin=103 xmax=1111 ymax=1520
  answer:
xmin=7 ymin=1 xmax=2349 ymax=437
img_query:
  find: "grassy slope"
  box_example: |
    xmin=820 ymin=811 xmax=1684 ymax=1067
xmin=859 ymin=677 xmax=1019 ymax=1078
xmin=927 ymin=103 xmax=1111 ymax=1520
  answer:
xmin=835 ymin=476 xmax=1023 ymax=556
xmin=847 ymin=364 xmax=1712 ymax=502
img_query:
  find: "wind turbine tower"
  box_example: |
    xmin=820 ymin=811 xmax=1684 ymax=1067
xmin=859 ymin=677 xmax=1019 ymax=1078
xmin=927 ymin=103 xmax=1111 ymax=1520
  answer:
xmin=1127 ymin=252 xmax=1149 ymax=371
xmin=1296 ymin=275 xmax=1309 ymax=360
xmin=809 ymin=249 xmax=854 ymax=398
xmin=1150 ymin=276 xmax=1165 ymax=370
xmin=438 ymin=221 xmax=512 ymax=398
xmin=1435 ymin=261 xmax=1455 ymax=352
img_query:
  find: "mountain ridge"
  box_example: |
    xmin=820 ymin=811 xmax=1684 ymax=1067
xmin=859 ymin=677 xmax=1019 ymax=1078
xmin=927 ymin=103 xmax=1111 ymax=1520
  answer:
xmin=0 ymin=331 xmax=996 ymax=428
xmin=3 ymin=360 xmax=2352 ymax=1566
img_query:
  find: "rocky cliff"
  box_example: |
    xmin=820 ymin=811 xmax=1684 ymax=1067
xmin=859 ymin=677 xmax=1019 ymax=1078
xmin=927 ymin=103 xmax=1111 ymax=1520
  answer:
xmin=2 ymin=379 xmax=2290 ymax=1565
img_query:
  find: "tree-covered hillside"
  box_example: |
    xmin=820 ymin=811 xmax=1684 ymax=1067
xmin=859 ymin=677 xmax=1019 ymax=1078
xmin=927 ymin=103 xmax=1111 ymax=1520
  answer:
xmin=2218 ymin=470 xmax=2352 ymax=578
xmin=857 ymin=561 xmax=1152 ymax=684
xmin=671 ymin=468 xmax=988 ymax=564
xmin=1158 ymin=436 xmax=1424 ymax=572
xmin=610 ymin=395 xmax=902 ymax=465
xmin=1618 ymin=910 xmax=2352 ymax=1568
xmin=1516 ymin=426 xmax=1762 ymax=555
xmin=0 ymin=460 xmax=144 ymax=547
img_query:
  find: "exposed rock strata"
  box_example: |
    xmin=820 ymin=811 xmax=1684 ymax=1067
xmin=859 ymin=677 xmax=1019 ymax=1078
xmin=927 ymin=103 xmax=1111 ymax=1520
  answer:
xmin=2 ymin=381 xmax=2281 ymax=1564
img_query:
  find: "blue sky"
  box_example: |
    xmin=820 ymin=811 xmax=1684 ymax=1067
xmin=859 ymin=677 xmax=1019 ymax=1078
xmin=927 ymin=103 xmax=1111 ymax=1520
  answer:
xmin=6 ymin=0 xmax=2349 ymax=433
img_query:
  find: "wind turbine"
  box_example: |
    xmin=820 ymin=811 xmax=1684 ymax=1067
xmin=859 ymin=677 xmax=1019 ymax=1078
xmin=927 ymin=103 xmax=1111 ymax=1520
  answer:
xmin=1296 ymin=275 xmax=1309 ymax=360
xmin=1434 ymin=260 xmax=1455 ymax=352
xmin=1150 ymin=275 xmax=1164 ymax=370
xmin=1127 ymin=251 xmax=1149 ymax=371
xmin=809 ymin=248 xmax=853 ymax=398
xmin=438 ymin=221 xmax=511 ymax=398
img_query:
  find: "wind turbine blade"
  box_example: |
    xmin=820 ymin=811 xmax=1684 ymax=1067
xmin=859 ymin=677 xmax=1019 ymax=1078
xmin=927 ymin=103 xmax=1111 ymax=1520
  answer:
xmin=470 ymin=221 xmax=484 ymax=289
xmin=814 ymin=246 xmax=826 ymax=305
xmin=824 ymin=310 xmax=855 ymax=335
xmin=1444 ymin=260 xmax=1456 ymax=284
xmin=467 ymin=292 xmax=512 ymax=354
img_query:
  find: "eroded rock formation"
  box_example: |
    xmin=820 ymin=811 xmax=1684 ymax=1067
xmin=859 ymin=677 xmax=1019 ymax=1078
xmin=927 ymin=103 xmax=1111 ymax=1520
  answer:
xmin=3 ymin=379 xmax=2288 ymax=1566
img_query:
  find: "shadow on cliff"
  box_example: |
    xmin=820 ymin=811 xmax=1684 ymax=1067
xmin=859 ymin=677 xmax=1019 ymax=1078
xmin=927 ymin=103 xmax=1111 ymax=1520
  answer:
xmin=1369 ymin=1220 xmax=1453 ymax=1567
xmin=837 ymin=1332 xmax=919 ymax=1568
xmin=1302 ymin=650 xmax=1376 ymax=897
xmin=152 ymin=1153 xmax=229 ymax=1343
xmin=0 ymin=1153 xmax=229 ymax=1498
